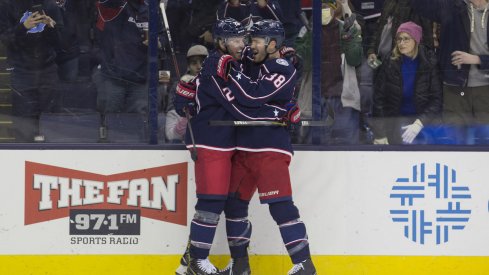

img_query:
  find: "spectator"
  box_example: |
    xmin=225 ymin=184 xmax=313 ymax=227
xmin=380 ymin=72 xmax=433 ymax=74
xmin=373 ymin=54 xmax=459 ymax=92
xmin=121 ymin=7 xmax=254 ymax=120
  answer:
xmin=218 ymin=0 xmax=283 ymax=28
xmin=276 ymin=0 xmax=302 ymax=46
xmin=372 ymin=22 xmax=442 ymax=145
xmin=94 ymin=0 xmax=157 ymax=114
xmin=182 ymin=0 xmax=221 ymax=47
xmin=315 ymin=0 xmax=363 ymax=145
xmin=0 ymin=0 xmax=63 ymax=142
xmin=291 ymin=10 xmax=312 ymax=144
xmin=165 ymin=44 xmax=208 ymax=143
xmin=367 ymin=0 xmax=433 ymax=67
xmin=165 ymin=0 xmax=192 ymax=54
xmin=55 ymin=0 xmax=80 ymax=81
xmin=350 ymin=0 xmax=384 ymax=144
xmin=411 ymin=0 xmax=489 ymax=144
xmin=350 ymin=0 xmax=384 ymax=53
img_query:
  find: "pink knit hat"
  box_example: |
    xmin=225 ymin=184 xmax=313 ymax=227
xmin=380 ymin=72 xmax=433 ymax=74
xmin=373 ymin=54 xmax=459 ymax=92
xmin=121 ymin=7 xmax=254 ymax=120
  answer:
xmin=397 ymin=21 xmax=422 ymax=44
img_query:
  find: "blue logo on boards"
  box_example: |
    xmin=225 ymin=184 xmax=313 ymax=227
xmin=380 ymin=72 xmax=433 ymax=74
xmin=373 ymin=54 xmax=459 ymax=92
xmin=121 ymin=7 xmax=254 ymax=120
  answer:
xmin=389 ymin=163 xmax=471 ymax=245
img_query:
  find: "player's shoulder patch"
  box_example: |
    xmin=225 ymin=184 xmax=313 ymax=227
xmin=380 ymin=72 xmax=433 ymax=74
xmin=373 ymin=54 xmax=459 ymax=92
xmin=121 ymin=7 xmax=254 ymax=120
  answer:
xmin=276 ymin=58 xmax=289 ymax=66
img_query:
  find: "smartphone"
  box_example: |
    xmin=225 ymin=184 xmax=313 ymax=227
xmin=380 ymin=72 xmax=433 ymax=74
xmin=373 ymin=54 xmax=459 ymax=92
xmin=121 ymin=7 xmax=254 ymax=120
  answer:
xmin=30 ymin=4 xmax=44 ymax=14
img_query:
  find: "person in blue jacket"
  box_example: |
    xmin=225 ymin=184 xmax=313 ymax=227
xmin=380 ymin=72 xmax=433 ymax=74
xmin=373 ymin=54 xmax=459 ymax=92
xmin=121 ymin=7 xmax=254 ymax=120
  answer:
xmin=410 ymin=0 xmax=489 ymax=144
xmin=94 ymin=0 xmax=160 ymax=115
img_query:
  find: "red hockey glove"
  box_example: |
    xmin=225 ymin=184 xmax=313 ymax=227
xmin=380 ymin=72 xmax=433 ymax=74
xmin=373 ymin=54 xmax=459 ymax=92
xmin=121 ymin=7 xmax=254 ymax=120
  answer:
xmin=279 ymin=47 xmax=296 ymax=59
xmin=283 ymin=101 xmax=301 ymax=124
xmin=279 ymin=46 xmax=302 ymax=71
xmin=217 ymin=54 xmax=235 ymax=81
xmin=282 ymin=101 xmax=301 ymax=132
xmin=175 ymin=80 xmax=196 ymax=99
xmin=174 ymin=80 xmax=197 ymax=117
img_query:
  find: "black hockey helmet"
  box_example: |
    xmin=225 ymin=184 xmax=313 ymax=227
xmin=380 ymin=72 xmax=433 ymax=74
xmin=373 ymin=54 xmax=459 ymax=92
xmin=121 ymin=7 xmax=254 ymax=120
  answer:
xmin=249 ymin=19 xmax=285 ymax=48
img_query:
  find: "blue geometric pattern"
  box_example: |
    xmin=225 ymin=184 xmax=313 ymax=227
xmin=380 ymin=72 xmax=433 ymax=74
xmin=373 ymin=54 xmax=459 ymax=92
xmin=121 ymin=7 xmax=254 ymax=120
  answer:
xmin=390 ymin=163 xmax=471 ymax=245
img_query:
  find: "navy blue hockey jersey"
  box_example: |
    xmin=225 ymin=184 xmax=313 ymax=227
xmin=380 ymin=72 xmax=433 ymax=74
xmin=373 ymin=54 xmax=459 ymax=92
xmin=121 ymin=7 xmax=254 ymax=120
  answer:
xmin=185 ymin=50 xmax=286 ymax=151
xmin=226 ymin=56 xmax=298 ymax=156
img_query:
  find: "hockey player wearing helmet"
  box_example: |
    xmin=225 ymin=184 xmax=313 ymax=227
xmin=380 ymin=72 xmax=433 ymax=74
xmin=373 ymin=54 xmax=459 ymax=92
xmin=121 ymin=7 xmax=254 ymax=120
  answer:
xmin=214 ymin=19 xmax=317 ymax=275
xmin=174 ymin=18 xmax=288 ymax=275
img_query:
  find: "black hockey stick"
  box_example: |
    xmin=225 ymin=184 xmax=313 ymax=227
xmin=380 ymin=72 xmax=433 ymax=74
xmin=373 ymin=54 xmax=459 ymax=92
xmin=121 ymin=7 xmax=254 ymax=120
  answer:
xmin=159 ymin=2 xmax=181 ymax=79
xmin=185 ymin=108 xmax=198 ymax=161
xmin=210 ymin=103 xmax=336 ymax=127
xmin=209 ymin=118 xmax=333 ymax=127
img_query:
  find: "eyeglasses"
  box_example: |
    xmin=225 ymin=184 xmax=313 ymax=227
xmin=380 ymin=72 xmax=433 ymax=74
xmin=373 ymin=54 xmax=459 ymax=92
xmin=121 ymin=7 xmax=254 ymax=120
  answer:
xmin=396 ymin=37 xmax=413 ymax=44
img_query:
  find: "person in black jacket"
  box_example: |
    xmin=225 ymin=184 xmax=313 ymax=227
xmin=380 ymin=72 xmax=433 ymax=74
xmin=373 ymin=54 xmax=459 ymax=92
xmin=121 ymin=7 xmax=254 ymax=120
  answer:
xmin=0 ymin=0 xmax=63 ymax=142
xmin=373 ymin=21 xmax=442 ymax=144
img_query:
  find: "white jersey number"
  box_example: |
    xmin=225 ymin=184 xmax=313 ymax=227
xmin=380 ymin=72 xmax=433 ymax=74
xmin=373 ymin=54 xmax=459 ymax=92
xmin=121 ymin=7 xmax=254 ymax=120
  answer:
xmin=264 ymin=73 xmax=286 ymax=88
xmin=223 ymin=87 xmax=235 ymax=102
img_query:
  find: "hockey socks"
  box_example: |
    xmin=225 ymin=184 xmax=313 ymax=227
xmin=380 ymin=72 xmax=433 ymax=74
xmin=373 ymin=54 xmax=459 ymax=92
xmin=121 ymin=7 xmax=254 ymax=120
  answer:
xmin=269 ymin=200 xmax=311 ymax=264
xmin=279 ymin=218 xmax=310 ymax=263
xmin=226 ymin=217 xmax=252 ymax=258
xmin=224 ymin=197 xmax=252 ymax=258
xmin=189 ymin=199 xmax=225 ymax=259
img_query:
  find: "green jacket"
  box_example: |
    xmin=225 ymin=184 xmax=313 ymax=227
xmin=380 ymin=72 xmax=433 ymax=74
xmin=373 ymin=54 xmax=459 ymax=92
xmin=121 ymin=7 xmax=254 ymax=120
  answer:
xmin=339 ymin=20 xmax=363 ymax=67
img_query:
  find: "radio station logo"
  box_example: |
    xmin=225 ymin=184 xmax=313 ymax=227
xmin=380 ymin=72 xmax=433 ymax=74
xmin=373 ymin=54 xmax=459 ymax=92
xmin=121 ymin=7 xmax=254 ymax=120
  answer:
xmin=389 ymin=163 xmax=471 ymax=245
xmin=25 ymin=161 xmax=188 ymax=227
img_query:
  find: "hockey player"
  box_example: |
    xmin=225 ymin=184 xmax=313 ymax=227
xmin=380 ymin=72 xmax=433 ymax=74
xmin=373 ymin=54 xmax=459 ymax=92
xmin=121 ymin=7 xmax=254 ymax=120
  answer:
xmin=174 ymin=18 xmax=288 ymax=275
xmin=215 ymin=19 xmax=317 ymax=275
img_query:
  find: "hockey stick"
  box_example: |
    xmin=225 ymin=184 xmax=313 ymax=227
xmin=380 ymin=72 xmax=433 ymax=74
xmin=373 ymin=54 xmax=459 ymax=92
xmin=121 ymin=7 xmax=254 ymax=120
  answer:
xmin=210 ymin=103 xmax=335 ymax=127
xmin=209 ymin=119 xmax=333 ymax=127
xmin=159 ymin=2 xmax=181 ymax=79
xmin=185 ymin=108 xmax=198 ymax=161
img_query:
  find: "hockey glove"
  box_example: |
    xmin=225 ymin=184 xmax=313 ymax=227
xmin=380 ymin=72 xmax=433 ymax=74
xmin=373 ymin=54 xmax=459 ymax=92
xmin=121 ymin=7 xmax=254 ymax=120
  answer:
xmin=279 ymin=47 xmax=296 ymax=59
xmin=401 ymin=119 xmax=423 ymax=144
xmin=174 ymin=80 xmax=197 ymax=117
xmin=217 ymin=54 xmax=236 ymax=81
xmin=283 ymin=101 xmax=301 ymax=124
xmin=283 ymin=101 xmax=301 ymax=132
xmin=279 ymin=46 xmax=303 ymax=74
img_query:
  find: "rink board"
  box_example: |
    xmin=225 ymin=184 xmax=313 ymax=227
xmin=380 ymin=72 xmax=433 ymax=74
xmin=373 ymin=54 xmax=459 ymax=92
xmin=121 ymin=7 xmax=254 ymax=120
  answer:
xmin=1 ymin=255 xmax=489 ymax=274
xmin=0 ymin=150 xmax=489 ymax=274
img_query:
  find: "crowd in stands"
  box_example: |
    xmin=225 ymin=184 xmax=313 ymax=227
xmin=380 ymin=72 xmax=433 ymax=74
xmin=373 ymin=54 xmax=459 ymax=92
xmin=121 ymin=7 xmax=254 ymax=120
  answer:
xmin=0 ymin=0 xmax=488 ymax=145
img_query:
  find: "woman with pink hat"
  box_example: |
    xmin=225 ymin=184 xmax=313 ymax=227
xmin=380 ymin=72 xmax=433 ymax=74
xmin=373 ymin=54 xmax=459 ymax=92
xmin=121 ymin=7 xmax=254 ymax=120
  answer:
xmin=372 ymin=21 xmax=443 ymax=144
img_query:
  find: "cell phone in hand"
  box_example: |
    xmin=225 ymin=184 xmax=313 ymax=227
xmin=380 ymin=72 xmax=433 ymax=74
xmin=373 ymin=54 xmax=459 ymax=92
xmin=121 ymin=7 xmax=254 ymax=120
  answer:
xmin=31 ymin=4 xmax=45 ymax=14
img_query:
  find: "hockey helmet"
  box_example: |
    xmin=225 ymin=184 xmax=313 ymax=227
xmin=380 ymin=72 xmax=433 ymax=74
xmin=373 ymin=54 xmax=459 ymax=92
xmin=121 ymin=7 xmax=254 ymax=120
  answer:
xmin=186 ymin=45 xmax=209 ymax=58
xmin=249 ymin=19 xmax=285 ymax=48
xmin=213 ymin=18 xmax=246 ymax=42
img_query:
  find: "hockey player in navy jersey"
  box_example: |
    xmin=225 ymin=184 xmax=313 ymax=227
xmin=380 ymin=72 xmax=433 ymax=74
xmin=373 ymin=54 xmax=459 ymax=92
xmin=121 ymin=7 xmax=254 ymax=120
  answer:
xmin=174 ymin=18 xmax=288 ymax=275
xmin=215 ymin=19 xmax=317 ymax=275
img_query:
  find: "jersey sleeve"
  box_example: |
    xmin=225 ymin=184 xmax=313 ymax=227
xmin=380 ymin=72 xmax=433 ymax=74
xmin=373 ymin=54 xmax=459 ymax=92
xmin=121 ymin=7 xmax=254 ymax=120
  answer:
xmin=226 ymin=60 xmax=296 ymax=107
xmin=204 ymin=75 xmax=286 ymax=121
